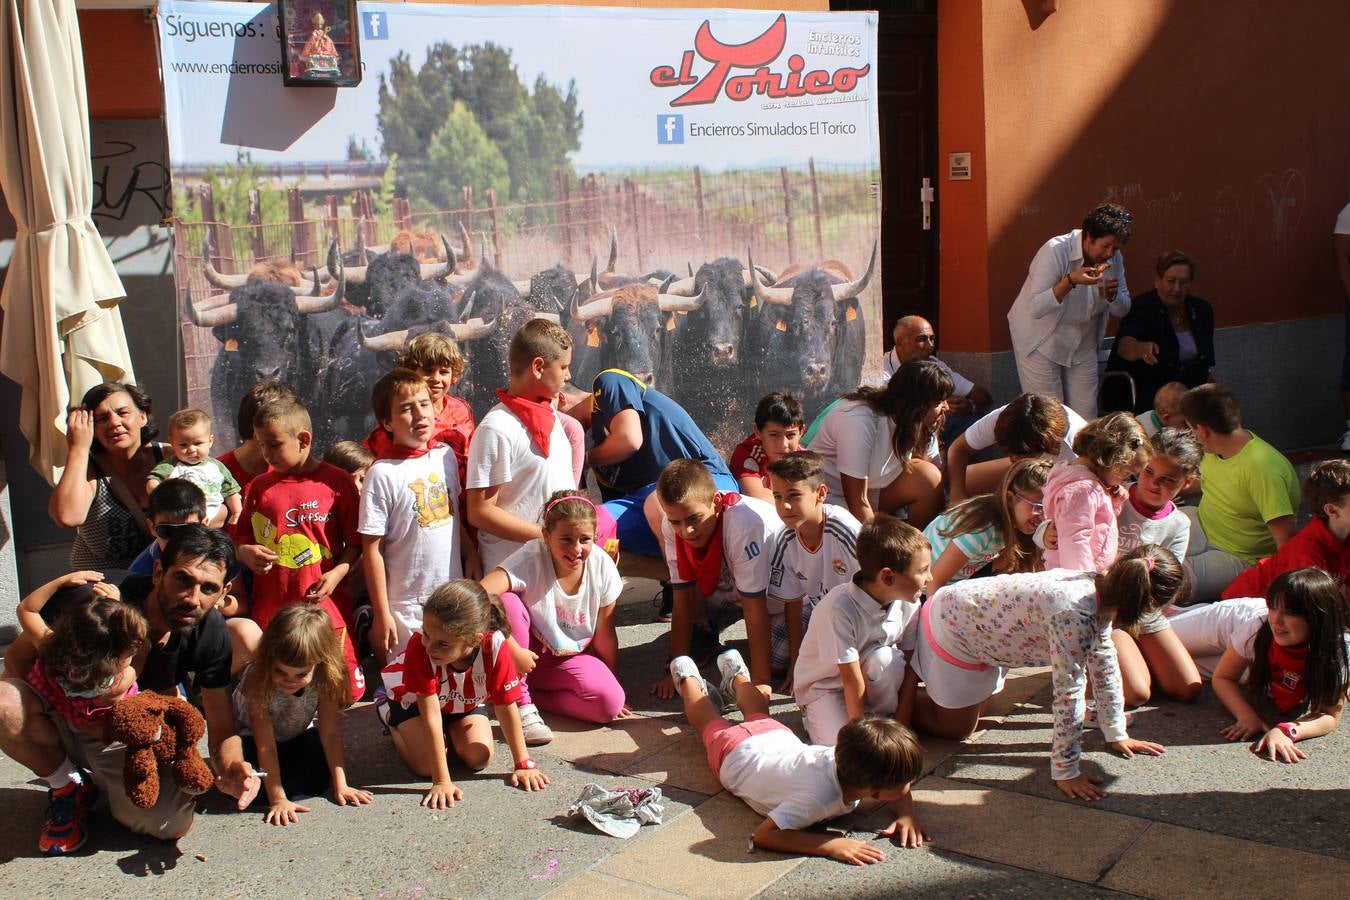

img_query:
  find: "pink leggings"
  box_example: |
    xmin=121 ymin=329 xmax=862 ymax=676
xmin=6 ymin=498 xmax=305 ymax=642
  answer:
xmin=501 ymin=591 xmax=627 ymax=723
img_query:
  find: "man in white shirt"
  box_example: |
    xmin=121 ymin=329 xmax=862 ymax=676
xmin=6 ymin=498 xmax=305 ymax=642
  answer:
xmin=1333 ymin=203 xmax=1350 ymax=450
xmin=1007 ymin=203 xmax=1134 ymax=418
xmin=881 ymin=315 xmax=991 ymax=443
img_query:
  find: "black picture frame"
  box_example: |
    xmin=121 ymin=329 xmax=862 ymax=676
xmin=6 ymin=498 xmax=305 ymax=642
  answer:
xmin=279 ymin=0 xmax=362 ymax=87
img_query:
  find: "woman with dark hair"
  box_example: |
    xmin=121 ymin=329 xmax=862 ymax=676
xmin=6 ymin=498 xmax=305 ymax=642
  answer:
xmin=805 ymin=359 xmax=952 ymax=527
xmin=49 ymin=382 xmax=167 ymax=569
xmin=1102 ymin=250 xmax=1216 ymax=413
xmin=1007 ymin=202 xmax=1134 ymax=418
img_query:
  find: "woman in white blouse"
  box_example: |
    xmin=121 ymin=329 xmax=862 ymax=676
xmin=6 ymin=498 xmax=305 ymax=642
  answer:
xmin=1007 ymin=203 xmax=1134 ymax=418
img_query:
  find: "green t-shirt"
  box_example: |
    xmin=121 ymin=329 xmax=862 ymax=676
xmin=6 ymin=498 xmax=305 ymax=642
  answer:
xmin=1196 ymin=433 xmax=1299 ymax=564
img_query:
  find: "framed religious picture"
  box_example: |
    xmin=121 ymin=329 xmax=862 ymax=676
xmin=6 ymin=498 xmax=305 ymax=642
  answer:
xmin=279 ymin=0 xmax=361 ymax=87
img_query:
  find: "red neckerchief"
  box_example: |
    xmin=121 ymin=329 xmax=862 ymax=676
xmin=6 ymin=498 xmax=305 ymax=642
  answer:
xmin=380 ymin=438 xmax=444 ymax=461
xmin=676 ymin=493 xmax=740 ymax=597
xmin=1267 ymin=639 xmax=1308 ymax=712
xmin=496 ymin=389 xmax=556 ymax=456
xmin=362 ymin=425 xmax=444 ymax=461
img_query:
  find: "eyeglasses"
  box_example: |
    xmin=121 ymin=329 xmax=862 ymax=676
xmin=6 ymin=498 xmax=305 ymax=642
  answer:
xmin=1011 ymin=491 xmax=1044 ymax=514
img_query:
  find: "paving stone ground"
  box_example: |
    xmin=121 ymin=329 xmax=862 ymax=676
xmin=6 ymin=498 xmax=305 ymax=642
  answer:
xmin=1 ymin=572 xmax=1344 ymax=898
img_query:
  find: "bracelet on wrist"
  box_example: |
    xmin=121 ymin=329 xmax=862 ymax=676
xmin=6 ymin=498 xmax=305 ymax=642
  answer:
xmin=515 ymin=758 xmax=538 ymax=771
xmin=1276 ymin=721 xmax=1298 ymax=740
xmin=1065 ymin=274 xmax=1076 ymax=289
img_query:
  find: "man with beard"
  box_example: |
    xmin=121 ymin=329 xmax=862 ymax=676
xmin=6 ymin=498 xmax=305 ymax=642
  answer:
xmin=1007 ymin=203 xmax=1134 ymax=418
xmin=0 ymin=526 xmax=261 ymax=852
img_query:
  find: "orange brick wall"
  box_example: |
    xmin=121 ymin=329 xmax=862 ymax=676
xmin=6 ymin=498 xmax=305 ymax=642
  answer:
xmin=937 ymin=0 xmax=1350 ymax=352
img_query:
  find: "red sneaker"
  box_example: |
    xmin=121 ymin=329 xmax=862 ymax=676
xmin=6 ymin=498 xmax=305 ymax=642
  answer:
xmin=38 ymin=779 xmax=97 ymax=855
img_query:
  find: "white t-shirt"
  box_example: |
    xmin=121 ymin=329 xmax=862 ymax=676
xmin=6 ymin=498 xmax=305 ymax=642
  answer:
xmin=793 ymin=581 xmax=920 ymax=706
xmin=358 ymin=445 xmax=463 ymax=655
xmin=498 ymin=538 xmax=622 ymax=653
xmin=1334 ymin=203 xmax=1350 ymax=235
xmin=466 ymin=403 xmax=576 ymax=571
xmin=1169 ymin=596 xmax=1267 ymax=663
xmin=718 ymin=728 xmax=856 ymax=830
xmin=960 ymin=401 xmax=1088 ymax=464
xmin=1115 ymin=497 xmax=1189 ymax=562
xmin=807 ymin=400 xmax=940 ymax=509
xmin=1172 ymin=598 xmax=1350 ymax=684
xmin=767 ymin=504 xmax=861 ymax=616
xmin=662 ymin=495 xmax=782 ymax=601
xmin=880 ymin=351 xmax=975 ymax=397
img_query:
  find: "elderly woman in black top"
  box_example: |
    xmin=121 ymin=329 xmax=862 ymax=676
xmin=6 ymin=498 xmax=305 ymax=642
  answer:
xmin=1103 ymin=250 xmax=1215 ymax=413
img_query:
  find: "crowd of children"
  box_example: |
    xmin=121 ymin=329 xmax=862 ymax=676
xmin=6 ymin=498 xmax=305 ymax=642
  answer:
xmin=8 ymin=314 xmax=1350 ymax=867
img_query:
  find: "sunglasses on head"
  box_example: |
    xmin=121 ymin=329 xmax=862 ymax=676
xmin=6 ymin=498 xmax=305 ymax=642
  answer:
xmin=154 ymin=522 xmax=195 ymax=540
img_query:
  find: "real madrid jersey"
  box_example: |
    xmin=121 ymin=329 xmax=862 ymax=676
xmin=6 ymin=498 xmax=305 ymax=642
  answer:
xmin=766 ymin=504 xmax=861 ymax=615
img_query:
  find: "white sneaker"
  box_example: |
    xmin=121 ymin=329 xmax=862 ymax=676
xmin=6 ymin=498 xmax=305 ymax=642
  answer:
xmin=517 ymin=703 xmax=554 ymax=746
xmin=669 ymin=656 xmax=725 ymax=709
xmin=715 ymin=648 xmax=751 ymax=699
xmin=670 ymin=655 xmax=701 ymax=684
xmin=1341 ymin=428 xmax=1350 ymax=453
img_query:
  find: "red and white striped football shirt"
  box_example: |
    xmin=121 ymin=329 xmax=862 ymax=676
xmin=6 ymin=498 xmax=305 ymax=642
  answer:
xmin=381 ymin=630 xmax=522 ymax=715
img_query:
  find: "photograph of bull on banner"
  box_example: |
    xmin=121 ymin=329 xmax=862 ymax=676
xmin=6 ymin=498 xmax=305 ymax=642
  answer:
xmin=157 ymin=1 xmax=881 ymax=451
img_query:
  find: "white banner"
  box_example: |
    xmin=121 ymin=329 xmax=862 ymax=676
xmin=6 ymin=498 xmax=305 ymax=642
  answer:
xmin=158 ymin=1 xmax=881 ymax=447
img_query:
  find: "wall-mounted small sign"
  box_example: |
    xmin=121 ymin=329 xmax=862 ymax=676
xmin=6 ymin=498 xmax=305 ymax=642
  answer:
xmin=280 ymin=0 xmax=362 ymax=87
xmin=948 ymin=151 xmax=972 ymax=181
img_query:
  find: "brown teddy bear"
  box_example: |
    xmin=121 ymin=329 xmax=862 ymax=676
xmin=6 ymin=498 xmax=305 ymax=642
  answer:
xmin=105 ymin=692 xmax=216 ymax=809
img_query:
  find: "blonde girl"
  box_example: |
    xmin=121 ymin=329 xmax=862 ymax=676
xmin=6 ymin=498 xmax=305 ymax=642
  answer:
xmin=923 ymin=458 xmax=1051 ymax=595
xmin=1041 ymin=412 xmax=1150 ymax=573
xmin=235 ymin=605 xmax=372 ymax=825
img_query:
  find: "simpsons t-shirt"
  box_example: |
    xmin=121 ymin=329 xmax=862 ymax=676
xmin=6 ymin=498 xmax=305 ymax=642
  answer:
xmin=236 ymin=462 xmax=360 ymax=627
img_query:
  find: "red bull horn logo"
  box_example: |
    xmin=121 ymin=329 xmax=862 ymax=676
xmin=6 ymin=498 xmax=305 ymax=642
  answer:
xmin=649 ymin=14 xmax=870 ymax=108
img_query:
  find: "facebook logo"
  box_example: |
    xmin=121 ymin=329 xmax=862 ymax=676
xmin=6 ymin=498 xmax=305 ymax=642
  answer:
xmin=362 ymin=12 xmax=388 ymax=40
xmin=656 ymin=114 xmax=684 ymax=145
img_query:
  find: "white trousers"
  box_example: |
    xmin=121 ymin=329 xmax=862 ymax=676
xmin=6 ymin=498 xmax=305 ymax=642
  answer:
xmin=801 ymin=645 xmax=908 ymax=746
xmin=1181 ymin=506 xmax=1250 ymax=602
xmin=1014 ymin=348 xmax=1099 ymax=419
